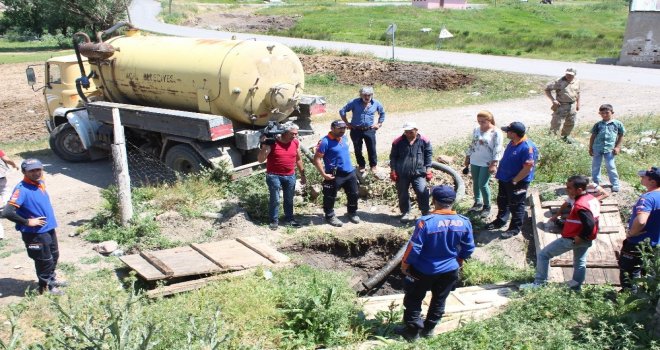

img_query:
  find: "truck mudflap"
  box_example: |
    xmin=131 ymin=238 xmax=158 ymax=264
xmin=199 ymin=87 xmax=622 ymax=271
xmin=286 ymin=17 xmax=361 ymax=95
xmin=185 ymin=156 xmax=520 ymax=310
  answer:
xmin=53 ymin=107 xmax=102 ymax=150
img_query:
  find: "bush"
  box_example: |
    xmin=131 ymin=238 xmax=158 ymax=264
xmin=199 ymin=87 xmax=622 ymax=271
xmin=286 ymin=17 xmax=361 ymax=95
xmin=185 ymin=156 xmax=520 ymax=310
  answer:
xmin=275 ymin=266 xmax=364 ymax=348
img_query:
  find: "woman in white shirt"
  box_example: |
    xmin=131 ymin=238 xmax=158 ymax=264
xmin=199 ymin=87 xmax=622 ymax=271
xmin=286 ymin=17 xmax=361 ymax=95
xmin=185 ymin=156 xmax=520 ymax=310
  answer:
xmin=464 ymin=111 xmax=504 ymax=217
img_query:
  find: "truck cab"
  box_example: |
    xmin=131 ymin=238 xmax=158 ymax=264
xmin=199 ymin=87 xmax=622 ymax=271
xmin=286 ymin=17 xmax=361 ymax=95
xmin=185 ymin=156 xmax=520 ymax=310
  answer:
xmin=38 ymin=55 xmax=99 ymax=130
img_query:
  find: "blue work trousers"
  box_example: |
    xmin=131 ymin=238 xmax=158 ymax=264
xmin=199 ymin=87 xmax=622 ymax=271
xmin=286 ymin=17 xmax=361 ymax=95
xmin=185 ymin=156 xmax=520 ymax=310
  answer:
xmin=403 ymin=268 xmax=459 ymax=331
xmin=21 ymin=230 xmax=59 ymax=290
xmin=396 ymin=175 xmax=430 ymax=214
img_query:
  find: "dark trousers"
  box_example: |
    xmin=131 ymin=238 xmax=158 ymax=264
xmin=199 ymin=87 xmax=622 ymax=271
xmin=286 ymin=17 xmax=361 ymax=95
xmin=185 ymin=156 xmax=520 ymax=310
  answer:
xmin=495 ymin=180 xmax=529 ymax=233
xmin=22 ymin=230 xmax=59 ymax=289
xmin=322 ymin=170 xmax=359 ymax=217
xmin=618 ymin=239 xmax=646 ymax=292
xmin=350 ymin=129 xmax=377 ymax=168
xmin=396 ymin=175 xmax=430 ymax=214
xmin=403 ymin=268 xmax=459 ymax=331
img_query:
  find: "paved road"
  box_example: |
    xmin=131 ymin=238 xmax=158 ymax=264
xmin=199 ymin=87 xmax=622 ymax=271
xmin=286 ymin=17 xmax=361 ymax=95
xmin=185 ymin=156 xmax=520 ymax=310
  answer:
xmin=129 ymin=0 xmax=660 ymax=87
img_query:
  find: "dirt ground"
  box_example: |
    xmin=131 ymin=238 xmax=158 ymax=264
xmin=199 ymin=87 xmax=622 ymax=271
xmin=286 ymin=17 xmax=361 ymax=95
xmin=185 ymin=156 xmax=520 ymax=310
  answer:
xmin=300 ymin=55 xmax=474 ymax=91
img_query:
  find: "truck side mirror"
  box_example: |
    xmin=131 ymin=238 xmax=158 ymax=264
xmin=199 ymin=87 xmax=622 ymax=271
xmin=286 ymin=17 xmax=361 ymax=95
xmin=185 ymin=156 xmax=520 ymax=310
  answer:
xmin=26 ymin=67 xmax=37 ymax=86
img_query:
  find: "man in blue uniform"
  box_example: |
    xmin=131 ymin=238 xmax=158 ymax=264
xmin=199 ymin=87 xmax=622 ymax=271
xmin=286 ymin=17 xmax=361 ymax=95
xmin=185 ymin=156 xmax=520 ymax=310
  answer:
xmin=399 ymin=185 xmax=475 ymax=341
xmin=313 ymin=120 xmax=360 ymax=227
xmin=619 ymin=166 xmax=660 ymax=291
xmin=339 ymin=86 xmax=386 ymax=173
xmin=485 ymin=121 xmax=539 ymax=238
xmin=3 ymin=159 xmax=66 ymax=295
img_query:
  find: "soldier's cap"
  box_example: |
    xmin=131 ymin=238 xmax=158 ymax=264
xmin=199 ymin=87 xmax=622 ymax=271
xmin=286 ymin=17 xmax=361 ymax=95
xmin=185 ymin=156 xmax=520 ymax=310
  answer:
xmin=21 ymin=158 xmax=43 ymax=171
xmin=331 ymin=120 xmax=347 ymax=129
xmin=638 ymin=166 xmax=660 ymax=183
xmin=501 ymin=121 xmax=526 ymax=137
xmin=565 ymin=68 xmax=577 ymax=75
xmin=402 ymin=121 xmax=417 ymax=131
xmin=432 ymin=185 xmax=456 ymax=204
xmin=599 ymin=104 xmax=613 ymax=112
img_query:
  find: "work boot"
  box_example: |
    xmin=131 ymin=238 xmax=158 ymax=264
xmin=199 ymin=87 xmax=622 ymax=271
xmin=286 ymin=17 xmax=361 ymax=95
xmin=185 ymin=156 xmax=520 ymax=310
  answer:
xmin=520 ymin=282 xmax=543 ymax=290
xmin=467 ymin=203 xmax=483 ymax=214
xmin=480 ymin=206 xmax=491 ymax=219
xmin=269 ymin=222 xmax=279 ymax=231
xmin=347 ymin=213 xmax=361 ymax=224
xmin=400 ymin=212 xmax=415 ymax=223
xmin=40 ymin=286 xmax=65 ymax=296
xmin=325 ymin=215 xmax=343 ymax=227
xmin=284 ymin=219 xmax=302 ymax=228
xmin=420 ymin=326 xmax=436 ymax=338
xmin=51 ymin=280 xmax=69 ymax=288
xmin=394 ymin=325 xmax=420 ymax=342
xmin=565 ymin=280 xmax=581 ymax=291
xmin=561 ymin=136 xmax=574 ymax=144
xmin=485 ymin=219 xmax=506 ymax=230
xmin=500 ymin=230 xmax=520 ymax=239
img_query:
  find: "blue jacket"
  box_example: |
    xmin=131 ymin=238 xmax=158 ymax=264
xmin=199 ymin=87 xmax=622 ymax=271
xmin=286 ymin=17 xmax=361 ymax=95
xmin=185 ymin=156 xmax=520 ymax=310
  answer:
xmin=402 ymin=210 xmax=475 ymax=275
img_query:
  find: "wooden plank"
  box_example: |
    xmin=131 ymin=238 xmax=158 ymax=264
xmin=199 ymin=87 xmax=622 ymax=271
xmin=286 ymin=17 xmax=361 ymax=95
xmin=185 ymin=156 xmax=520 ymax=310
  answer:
xmin=149 ymin=247 xmax=222 ymax=278
xmin=236 ymin=237 xmax=291 ymax=264
xmin=147 ymin=268 xmax=257 ymax=298
xmin=120 ymin=254 xmax=166 ymax=281
xmin=193 ymin=240 xmax=273 ymax=269
xmin=140 ymin=251 xmax=174 ymax=277
xmin=190 ymin=243 xmax=229 ymax=269
xmin=542 ymin=199 xmax=618 ymax=208
xmin=550 ymin=258 xmax=618 ymax=268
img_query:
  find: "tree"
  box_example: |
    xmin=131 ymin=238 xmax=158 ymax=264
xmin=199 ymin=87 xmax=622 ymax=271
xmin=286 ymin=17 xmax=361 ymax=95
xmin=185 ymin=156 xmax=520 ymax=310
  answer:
xmin=1 ymin=0 xmax=128 ymax=37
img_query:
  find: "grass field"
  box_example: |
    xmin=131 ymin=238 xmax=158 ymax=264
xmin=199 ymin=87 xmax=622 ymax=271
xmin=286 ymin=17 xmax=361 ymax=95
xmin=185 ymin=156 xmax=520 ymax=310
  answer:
xmin=259 ymin=1 xmax=627 ymax=62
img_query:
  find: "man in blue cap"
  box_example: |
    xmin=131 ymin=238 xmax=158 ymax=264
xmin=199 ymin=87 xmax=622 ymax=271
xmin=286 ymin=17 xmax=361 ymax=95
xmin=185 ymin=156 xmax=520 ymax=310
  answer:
xmin=3 ymin=159 xmax=66 ymax=295
xmin=398 ymin=185 xmax=475 ymax=341
xmin=619 ymin=166 xmax=660 ymax=292
xmin=485 ymin=121 xmax=539 ymax=239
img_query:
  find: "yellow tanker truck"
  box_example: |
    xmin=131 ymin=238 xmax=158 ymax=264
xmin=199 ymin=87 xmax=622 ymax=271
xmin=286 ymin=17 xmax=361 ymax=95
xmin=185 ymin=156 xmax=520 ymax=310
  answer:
xmin=26 ymin=23 xmax=324 ymax=173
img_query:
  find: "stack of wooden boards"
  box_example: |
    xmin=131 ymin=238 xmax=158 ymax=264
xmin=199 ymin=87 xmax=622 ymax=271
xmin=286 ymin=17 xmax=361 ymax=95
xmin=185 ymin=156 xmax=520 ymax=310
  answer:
xmin=530 ymin=190 xmax=625 ymax=285
xmin=360 ymin=283 xmax=516 ymax=336
xmin=120 ymin=236 xmax=290 ymax=298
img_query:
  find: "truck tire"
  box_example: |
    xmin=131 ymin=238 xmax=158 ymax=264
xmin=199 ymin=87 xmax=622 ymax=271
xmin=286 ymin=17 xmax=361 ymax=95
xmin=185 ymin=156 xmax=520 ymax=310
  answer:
xmin=49 ymin=123 xmax=91 ymax=162
xmin=165 ymin=144 xmax=206 ymax=174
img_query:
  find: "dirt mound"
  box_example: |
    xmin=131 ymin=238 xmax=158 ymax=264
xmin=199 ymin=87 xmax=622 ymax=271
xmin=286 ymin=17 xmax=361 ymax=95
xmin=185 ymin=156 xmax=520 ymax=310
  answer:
xmin=186 ymin=12 xmax=299 ymax=33
xmin=300 ymin=55 xmax=475 ymax=91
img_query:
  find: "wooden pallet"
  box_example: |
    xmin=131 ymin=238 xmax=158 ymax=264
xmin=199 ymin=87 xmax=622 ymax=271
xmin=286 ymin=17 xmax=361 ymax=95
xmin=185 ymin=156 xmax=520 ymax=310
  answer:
xmin=360 ymin=283 xmax=516 ymax=336
xmin=530 ymin=190 xmax=624 ymax=285
xmin=120 ymin=237 xmax=290 ymax=296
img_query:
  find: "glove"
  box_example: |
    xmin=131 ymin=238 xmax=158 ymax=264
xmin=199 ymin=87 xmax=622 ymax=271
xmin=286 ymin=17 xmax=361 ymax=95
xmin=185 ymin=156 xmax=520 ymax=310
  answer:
xmin=462 ymin=166 xmax=469 ymax=175
xmin=390 ymin=171 xmax=398 ymax=182
xmin=425 ymin=171 xmax=433 ymax=181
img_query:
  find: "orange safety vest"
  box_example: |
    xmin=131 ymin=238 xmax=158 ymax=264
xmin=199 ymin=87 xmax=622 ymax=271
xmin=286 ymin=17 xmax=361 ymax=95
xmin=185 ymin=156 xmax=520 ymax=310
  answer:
xmin=562 ymin=193 xmax=600 ymax=240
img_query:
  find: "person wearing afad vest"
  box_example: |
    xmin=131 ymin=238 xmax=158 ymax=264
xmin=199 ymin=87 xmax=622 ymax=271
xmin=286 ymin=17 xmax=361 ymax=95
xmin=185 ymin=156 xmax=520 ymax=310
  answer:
xmin=522 ymin=175 xmax=600 ymax=291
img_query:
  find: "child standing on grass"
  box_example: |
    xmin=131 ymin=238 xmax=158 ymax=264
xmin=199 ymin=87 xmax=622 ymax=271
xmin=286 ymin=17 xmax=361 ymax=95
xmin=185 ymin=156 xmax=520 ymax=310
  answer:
xmin=589 ymin=104 xmax=625 ymax=192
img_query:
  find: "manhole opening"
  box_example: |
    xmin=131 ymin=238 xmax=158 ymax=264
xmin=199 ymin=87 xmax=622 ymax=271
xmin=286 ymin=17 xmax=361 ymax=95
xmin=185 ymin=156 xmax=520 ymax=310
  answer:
xmin=283 ymin=235 xmax=408 ymax=296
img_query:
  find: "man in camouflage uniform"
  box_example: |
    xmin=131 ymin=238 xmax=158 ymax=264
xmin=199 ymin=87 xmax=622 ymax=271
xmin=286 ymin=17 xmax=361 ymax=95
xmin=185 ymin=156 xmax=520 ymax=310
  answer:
xmin=545 ymin=68 xmax=580 ymax=142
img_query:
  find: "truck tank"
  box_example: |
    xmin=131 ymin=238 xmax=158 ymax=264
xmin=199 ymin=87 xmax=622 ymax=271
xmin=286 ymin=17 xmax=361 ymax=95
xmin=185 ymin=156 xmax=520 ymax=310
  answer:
xmin=83 ymin=30 xmax=305 ymax=127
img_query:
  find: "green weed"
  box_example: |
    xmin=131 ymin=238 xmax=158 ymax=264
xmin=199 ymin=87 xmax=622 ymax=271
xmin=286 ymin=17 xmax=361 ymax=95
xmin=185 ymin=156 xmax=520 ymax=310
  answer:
xmin=461 ymin=258 xmax=534 ymax=286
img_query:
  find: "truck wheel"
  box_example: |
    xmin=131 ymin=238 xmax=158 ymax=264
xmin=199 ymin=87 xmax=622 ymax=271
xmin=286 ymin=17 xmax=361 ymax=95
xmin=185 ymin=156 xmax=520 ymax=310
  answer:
xmin=165 ymin=144 xmax=206 ymax=174
xmin=49 ymin=123 xmax=91 ymax=162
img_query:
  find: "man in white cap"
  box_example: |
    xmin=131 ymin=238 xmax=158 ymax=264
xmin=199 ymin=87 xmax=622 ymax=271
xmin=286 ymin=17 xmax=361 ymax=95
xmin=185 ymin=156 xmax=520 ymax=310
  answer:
xmin=545 ymin=68 xmax=580 ymax=142
xmin=389 ymin=122 xmax=433 ymax=222
xmin=3 ymin=159 xmax=66 ymax=295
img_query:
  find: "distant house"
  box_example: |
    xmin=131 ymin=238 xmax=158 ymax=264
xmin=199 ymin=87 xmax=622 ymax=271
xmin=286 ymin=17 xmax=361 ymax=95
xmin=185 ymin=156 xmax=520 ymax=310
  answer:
xmin=412 ymin=0 xmax=468 ymax=9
